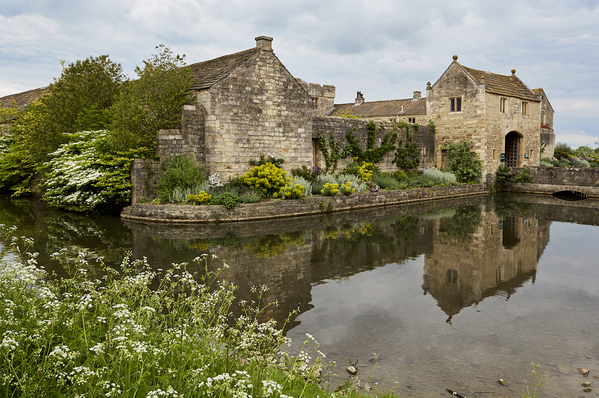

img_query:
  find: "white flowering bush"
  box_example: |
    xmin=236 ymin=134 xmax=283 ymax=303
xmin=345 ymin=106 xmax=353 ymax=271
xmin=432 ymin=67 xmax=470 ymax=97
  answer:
xmin=42 ymin=130 xmax=151 ymax=212
xmin=0 ymin=226 xmax=353 ymax=398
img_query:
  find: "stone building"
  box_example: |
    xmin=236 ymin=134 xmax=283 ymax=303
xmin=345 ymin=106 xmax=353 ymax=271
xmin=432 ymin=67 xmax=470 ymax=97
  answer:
xmin=329 ymin=90 xmax=427 ymax=125
xmin=426 ymin=56 xmax=555 ymax=178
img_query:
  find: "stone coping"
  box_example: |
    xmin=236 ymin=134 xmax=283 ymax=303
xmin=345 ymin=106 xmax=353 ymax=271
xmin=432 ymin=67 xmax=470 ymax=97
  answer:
xmin=121 ymin=184 xmax=488 ymax=223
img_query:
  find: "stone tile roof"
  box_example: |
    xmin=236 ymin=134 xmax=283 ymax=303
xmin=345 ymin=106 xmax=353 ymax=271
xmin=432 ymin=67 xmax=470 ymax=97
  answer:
xmin=329 ymin=97 xmax=427 ymax=118
xmin=461 ymin=65 xmax=540 ymax=102
xmin=0 ymin=87 xmax=47 ymax=110
xmin=187 ymin=47 xmax=260 ymax=90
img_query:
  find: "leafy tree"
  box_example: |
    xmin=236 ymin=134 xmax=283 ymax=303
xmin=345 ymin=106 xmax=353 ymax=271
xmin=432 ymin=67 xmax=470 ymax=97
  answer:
xmin=553 ymin=142 xmax=574 ymax=160
xmin=108 ymin=45 xmax=195 ymax=152
xmin=442 ymin=140 xmax=483 ymax=183
xmin=0 ymin=100 xmax=21 ymax=135
xmin=393 ymin=129 xmax=420 ymax=170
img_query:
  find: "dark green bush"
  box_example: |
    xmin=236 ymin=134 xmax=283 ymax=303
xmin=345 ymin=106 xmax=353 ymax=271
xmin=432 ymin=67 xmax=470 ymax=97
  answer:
xmin=210 ymin=192 xmax=241 ymax=209
xmin=373 ymin=172 xmax=400 ymax=190
xmin=291 ymin=165 xmax=319 ymax=183
xmin=553 ymin=142 xmax=574 ymax=160
xmin=157 ymin=155 xmax=206 ymax=201
xmin=249 ymin=154 xmax=285 ymax=169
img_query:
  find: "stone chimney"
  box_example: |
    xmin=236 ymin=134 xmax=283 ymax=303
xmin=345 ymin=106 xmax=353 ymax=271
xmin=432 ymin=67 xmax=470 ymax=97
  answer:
xmin=413 ymin=91 xmax=421 ymax=100
xmin=255 ymin=36 xmax=273 ymax=51
xmin=355 ymin=91 xmax=364 ymax=105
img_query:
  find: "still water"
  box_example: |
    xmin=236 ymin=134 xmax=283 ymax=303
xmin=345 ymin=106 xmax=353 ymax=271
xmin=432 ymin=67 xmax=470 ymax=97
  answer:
xmin=1 ymin=194 xmax=599 ymax=397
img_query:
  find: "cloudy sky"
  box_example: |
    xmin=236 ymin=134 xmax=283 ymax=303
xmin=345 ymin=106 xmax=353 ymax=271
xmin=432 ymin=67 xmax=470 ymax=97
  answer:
xmin=1 ymin=0 xmax=598 ymax=148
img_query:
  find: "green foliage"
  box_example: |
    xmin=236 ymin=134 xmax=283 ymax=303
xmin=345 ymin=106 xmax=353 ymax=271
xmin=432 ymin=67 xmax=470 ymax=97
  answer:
xmin=290 ymin=176 xmax=312 ymax=197
xmin=373 ymin=172 xmax=400 ymax=190
xmin=574 ymin=145 xmax=595 ymax=158
xmin=312 ymin=174 xmax=337 ymax=195
xmin=0 ymin=134 xmax=38 ymax=195
xmin=427 ymin=119 xmax=436 ymax=133
xmin=42 ymin=130 xmax=151 ymax=212
xmin=108 ymin=45 xmax=195 ymax=152
xmin=422 ymin=168 xmax=457 ymax=184
xmin=553 ymin=142 xmax=574 ymax=160
xmin=291 ymin=165 xmax=319 ymax=183
xmin=336 ymin=174 xmax=367 ymax=193
xmin=316 ymin=134 xmax=349 ymax=174
xmin=210 ymin=192 xmax=241 ymax=209
xmin=157 ymin=155 xmax=206 ymax=202
xmin=339 ymin=182 xmax=356 ymax=195
xmin=442 ymin=140 xmax=483 ymax=183
xmin=345 ymin=121 xmax=397 ymax=164
xmin=442 ymin=205 xmax=483 ymax=242
xmin=239 ymin=190 xmax=262 ymax=203
xmin=243 ymin=163 xmax=289 ymax=197
xmin=337 ymin=109 xmax=359 ymax=118
xmin=249 ymin=153 xmax=285 ymax=169
xmin=539 ymin=158 xmax=553 ymax=167
xmin=188 ymin=191 xmax=212 ymax=204
xmin=321 ymin=183 xmax=340 ymax=196
xmin=0 ymin=100 xmax=21 ymax=135
xmin=279 ymin=183 xmax=304 ymax=199
xmin=495 ymin=163 xmax=514 ymax=191
xmin=0 ymin=230 xmax=341 ymax=398
xmin=342 ymin=159 xmax=374 ymax=181
xmin=514 ymin=166 xmax=533 ymax=183
xmin=393 ymin=130 xmax=420 ymax=170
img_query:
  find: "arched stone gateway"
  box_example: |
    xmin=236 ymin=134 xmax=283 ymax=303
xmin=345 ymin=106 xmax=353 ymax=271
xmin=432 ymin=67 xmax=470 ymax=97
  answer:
xmin=505 ymin=131 xmax=522 ymax=168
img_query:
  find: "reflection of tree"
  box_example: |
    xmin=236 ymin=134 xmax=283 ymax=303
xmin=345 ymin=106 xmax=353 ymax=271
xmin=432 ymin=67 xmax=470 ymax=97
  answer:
xmin=439 ymin=205 xmax=482 ymax=242
xmin=243 ymin=232 xmax=307 ymax=258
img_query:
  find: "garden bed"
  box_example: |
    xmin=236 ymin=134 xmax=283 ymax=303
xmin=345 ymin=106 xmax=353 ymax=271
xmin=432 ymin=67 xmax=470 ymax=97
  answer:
xmin=121 ymin=183 xmax=488 ymax=223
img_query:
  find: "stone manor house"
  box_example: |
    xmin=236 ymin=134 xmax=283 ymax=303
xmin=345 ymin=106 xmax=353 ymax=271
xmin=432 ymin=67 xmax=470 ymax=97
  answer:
xmin=1 ymin=36 xmax=555 ymax=200
xmin=147 ymin=36 xmax=554 ymax=194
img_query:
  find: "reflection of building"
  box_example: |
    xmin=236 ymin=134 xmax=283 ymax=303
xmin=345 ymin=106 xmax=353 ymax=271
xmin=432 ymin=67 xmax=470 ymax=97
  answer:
xmin=422 ymin=204 xmax=551 ymax=322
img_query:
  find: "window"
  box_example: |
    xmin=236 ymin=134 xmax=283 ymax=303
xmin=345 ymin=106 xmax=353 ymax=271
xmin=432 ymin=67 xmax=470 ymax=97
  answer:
xmin=408 ymin=117 xmax=415 ymax=123
xmin=500 ymin=98 xmax=507 ymax=113
xmin=493 ymin=149 xmax=496 ymax=160
xmin=313 ymin=98 xmax=318 ymax=109
xmin=522 ymin=102 xmax=527 ymax=116
xmin=449 ymin=97 xmax=462 ymax=112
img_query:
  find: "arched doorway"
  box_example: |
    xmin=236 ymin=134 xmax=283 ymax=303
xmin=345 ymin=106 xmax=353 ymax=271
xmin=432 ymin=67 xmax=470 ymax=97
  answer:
xmin=505 ymin=131 xmax=522 ymax=167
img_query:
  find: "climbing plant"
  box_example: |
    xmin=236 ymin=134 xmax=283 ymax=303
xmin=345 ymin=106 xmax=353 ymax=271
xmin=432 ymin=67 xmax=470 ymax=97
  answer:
xmin=345 ymin=121 xmax=398 ymax=164
xmin=316 ymin=134 xmax=351 ymax=174
xmin=393 ymin=129 xmax=420 ymax=171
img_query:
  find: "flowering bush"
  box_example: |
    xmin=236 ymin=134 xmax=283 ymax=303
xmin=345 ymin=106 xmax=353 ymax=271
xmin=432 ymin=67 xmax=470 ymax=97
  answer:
xmin=0 ymin=227 xmax=344 ymax=398
xmin=279 ymin=183 xmax=304 ymax=199
xmin=188 ymin=191 xmax=212 ymax=204
xmin=321 ymin=183 xmax=339 ymax=196
xmin=243 ymin=163 xmax=289 ymax=197
xmin=42 ymin=130 xmax=151 ymax=212
xmin=340 ymin=182 xmax=356 ymax=195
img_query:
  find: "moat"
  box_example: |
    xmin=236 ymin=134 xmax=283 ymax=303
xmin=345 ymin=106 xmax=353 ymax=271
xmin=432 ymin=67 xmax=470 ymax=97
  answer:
xmin=2 ymin=193 xmax=598 ymax=397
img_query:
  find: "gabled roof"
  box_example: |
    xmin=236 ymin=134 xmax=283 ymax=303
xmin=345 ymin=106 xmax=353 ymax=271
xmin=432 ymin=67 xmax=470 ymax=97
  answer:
xmin=329 ymin=97 xmax=427 ymax=118
xmin=460 ymin=64 xmax=540 ymax=102
xmin=0 ymin=87 xmax=47 ymax=110
xmin=532 ymin=88 xmax=554 ymax=112
xmin=187 ymin=47 xmax=260 ymax=91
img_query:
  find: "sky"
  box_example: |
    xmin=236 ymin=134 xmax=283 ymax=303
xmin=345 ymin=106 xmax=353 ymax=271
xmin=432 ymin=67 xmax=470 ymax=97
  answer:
xmin=1 ymin=0 xmax=598 ymax=149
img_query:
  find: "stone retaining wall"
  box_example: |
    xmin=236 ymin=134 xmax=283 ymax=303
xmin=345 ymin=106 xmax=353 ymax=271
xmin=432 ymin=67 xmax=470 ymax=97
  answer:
xmin=506 ymin=167 xmax=599 ymax=197
xmin=121 ymin=183 xmax=488 ymax=223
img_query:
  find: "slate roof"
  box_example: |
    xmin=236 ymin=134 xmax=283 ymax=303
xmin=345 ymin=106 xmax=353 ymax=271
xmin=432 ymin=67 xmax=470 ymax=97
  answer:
xmin=329 ymin=97 xmax=427 ymax=118
xmin=0 ymin=87 xmax=47 ymax=111
xmin=461 ymin=65 xmax=540 ymax=102
xmin=187 ymin=47 xmax=260 ymax=91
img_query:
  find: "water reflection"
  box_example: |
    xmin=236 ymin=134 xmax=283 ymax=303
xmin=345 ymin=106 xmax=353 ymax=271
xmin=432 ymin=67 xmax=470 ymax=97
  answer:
xmin=3 ymin=193 xmax=599 ymax=396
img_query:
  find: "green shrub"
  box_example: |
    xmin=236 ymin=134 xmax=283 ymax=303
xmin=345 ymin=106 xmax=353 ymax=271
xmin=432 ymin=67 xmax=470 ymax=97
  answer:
xmin=321 ymin=183 xmax=339 ymax=196
xmin=291 ymin=165 xmax=318 ymax=183
xmin=312 ymin=174 xmax=337 ymax=195
xmin=540 ymin=158 xmax=553 ymax=167
xmin=210 ymin=192 xmax=240 ymax=209
xmin=336 ymin=174 xmax=367 ymax=193
xmin=290 ymin=176 xmax=312 ymax=197
xmin=249 ymin=153 xmax=285 ymax=169
xmin=572 ymin=158 xmax=590 ymax=167
xmin=239 ymin=190 xmax=262 ymax=203
xmin=339 ymin=182 xmax=356 ymax=195
xmin=157 ymin=155 xmax=206 ymax=202
xmin=514 ymin=166 xmax=533 ymax=183
xmin=279 ymin=183 xmax=304 ymax=199
xmin=441 ymin=141 xmax=483 ymax=183
xmin=422 ymin=168 xmax=457 ymax=184
xmin=496 ymin=163 xmax=514 ymax=191
xmin=392 ymin=170 xmax=409 ymax=183
xmin=243 ymin=163 xmax=289 ymax=197
xmin=553 ymin=142 xmax=574 ymax=160
xmin=188 ymin=191 xmax=212 ymax=204
xmin=373 ymin=172 xmax=400 ymax=190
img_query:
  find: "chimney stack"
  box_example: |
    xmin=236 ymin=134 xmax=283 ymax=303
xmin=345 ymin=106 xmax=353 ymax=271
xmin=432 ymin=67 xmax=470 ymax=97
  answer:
xmin=355 ymin=91 xmax=364 ymax=105
xmin=413 ymin=91 xmax=421 ymax=100
xmin=255 ymin=36 xmax=273 ymax=51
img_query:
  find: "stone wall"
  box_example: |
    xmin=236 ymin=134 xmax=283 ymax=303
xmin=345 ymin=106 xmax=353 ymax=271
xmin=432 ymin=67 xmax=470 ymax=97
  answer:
xmin=312 ymin=116 xmax=435 ymax=173
xmin=196 ymin=49 xmax=314 ymax=180
xmin=540 ymin=128 xmax=555 ymax=158
xmin=156 ymin=105 xmax=206 ymax=163
xmin=122 ymin=183 xmax=488 ymax=223
xmin=505 ymin=167 xmax=599 ymax=197
xmin=130 ymin=159 xmax=162 ymax=205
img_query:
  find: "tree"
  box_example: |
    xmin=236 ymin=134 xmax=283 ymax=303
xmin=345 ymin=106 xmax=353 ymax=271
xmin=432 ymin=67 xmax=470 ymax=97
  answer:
xmin=442 ymin=140 xmax=483 ymax=183
xmin=108 ymin=45 xmax=195 ymax=152
xmin=553 ymin=142 xmax=574 ymax=160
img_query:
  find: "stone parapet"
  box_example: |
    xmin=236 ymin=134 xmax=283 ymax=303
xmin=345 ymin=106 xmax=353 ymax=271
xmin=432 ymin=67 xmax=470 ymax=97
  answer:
xmin=121 ymin=183 xmax=488 ymax=223
xmin=505 ymin=167 xmax=599 ymax=197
